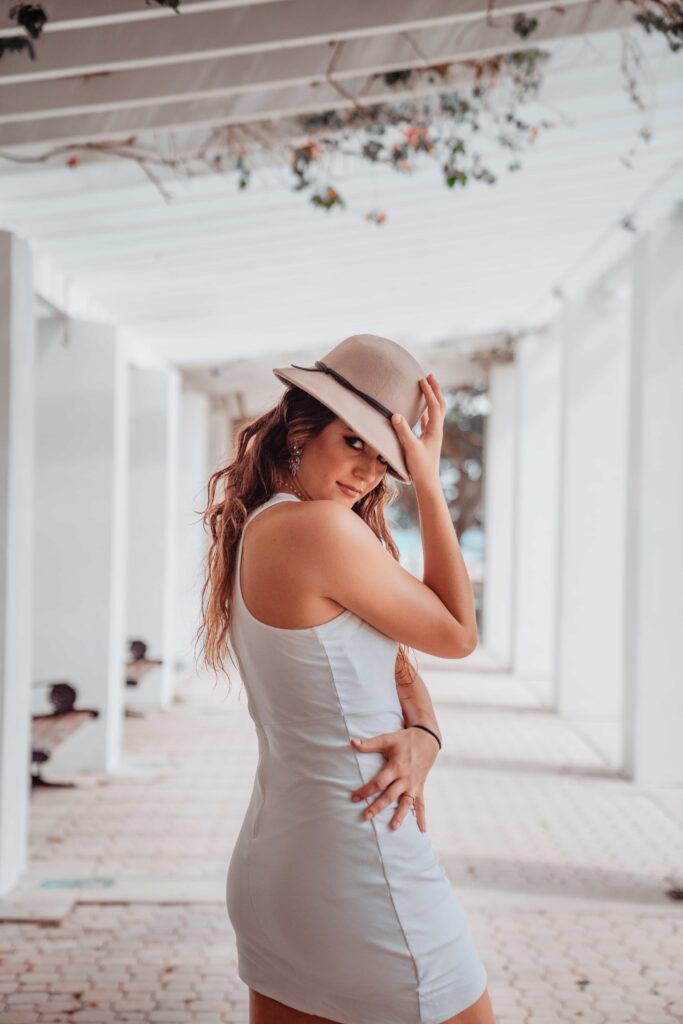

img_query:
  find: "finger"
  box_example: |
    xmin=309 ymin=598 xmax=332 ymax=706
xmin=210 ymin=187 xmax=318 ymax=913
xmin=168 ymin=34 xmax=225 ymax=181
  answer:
xmin=350 ymin=735 xmax=389 ymax=753
xmin=419 ymin=377 xmax=443 ymax=426
xmin=420 ymin=406 xmax=443 ymax=439
xmin=351 ymin=768 xmax=396 ymax=802
xmin=362 ymin=779 xmax=405 ymax=821
xmin=421 ymin=375 xmax=443 ymax=415
xmin=426 ymin=372 xmax=446 ymax=413
xmin=415 ymin=798 xmax=427 ymax=833
xmin=390 ymin=791 xmax=419 ymax=831
xmin=390 ymin=412 xmax=418 ymax=445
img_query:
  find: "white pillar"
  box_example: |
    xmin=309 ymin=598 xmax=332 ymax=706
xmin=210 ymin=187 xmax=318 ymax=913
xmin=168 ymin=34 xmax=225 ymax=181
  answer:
xmin=483 ymin=360 xmax=517 ymax=667
xmin=175 ymin=390 xmax=210 ymax=669
xmin=0 ymin=233 xmax=35 ymax=895
xmin=623 ymin=215 xmax=683 ymax=784
xmin=555 ymin=281 xmax=630 ymax=737
xmin=513 ymin=327 xmax=562 ymax=702
xmin=126 ymin=366 xmax=180 ymax=710
xmin=32 ymin=318 xmax=128 ymax=774
xmin=208 ymin=397 xmax=232 ymax=474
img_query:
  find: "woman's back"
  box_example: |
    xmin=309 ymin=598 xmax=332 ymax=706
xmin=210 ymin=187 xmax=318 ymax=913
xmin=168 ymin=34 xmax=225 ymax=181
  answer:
xmin=236 ymin=491 xmax=349 ymax=631
xmin=230 ymin=492 xmax=402 ymax=738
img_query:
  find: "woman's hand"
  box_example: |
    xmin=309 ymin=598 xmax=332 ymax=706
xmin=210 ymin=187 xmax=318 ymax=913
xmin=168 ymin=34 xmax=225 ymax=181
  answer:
xmin=391 ymin=373 xmax=446 ymax=490
xmin=348 ymin=726 xmax=440 ymax=832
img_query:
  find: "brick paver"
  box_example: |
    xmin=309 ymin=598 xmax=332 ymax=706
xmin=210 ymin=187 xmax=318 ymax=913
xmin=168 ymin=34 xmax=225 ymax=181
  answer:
xmin=1 ymin=660 xmax=682 ymax=1023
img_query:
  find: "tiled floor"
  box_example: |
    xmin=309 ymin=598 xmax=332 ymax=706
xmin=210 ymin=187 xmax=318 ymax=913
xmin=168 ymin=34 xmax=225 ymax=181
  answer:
xmin=1 ymin=661 xmax=682 ymax=1024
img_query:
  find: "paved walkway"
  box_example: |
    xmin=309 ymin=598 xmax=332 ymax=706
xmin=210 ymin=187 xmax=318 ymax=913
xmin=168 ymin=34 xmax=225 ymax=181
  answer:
xmin=1 ymin=659 xmax=682 ymax=1024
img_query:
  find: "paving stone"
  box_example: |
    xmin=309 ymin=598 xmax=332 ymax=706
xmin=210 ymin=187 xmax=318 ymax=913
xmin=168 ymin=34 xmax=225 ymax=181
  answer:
xmin=1 ymin=667 xmax=681 ymax=1023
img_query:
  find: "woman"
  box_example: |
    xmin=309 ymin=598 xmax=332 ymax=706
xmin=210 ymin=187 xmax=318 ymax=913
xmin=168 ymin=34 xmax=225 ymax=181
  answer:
xmin=199 ymin=334 xmax=495 ymax=1024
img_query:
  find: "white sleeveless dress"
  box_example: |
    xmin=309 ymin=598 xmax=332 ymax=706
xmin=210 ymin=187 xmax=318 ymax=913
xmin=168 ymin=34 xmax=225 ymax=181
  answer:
xmin=226 ymin=492 xmax=488 ymax=1024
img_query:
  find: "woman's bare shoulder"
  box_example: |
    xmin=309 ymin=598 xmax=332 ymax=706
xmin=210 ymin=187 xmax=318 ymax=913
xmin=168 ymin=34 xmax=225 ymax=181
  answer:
xmin=295 ymin=497 xmax=375 ymax=533
xmin=249 ymin=498 xmax=379 ymax=576
xmin=286 ymin=499 xmax=469 ymax=659
xmin=245 ymin=497 xmax=369 ymax=550
xmin=254 ymin=497 xmax=371 ymax=537
xmin=250 ymin=496 xmax=468 ymax=657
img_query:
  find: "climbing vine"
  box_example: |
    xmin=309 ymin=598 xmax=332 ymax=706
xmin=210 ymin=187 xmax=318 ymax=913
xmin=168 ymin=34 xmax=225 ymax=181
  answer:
xmin=0 ymin=1 xmax=680 ymax=220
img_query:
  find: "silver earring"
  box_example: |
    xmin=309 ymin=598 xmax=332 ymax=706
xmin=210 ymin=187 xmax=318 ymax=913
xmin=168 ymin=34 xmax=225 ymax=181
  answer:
xmin=288 ymin=444 xmax=303 ymax=477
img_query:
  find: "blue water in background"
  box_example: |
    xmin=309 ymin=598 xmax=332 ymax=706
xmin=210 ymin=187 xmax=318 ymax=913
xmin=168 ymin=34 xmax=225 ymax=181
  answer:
xmin=391 ymin=525 xmax=485 ymax=580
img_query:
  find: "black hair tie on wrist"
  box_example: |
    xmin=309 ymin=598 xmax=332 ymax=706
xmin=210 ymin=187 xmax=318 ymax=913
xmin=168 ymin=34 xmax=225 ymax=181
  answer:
xmin=409 ymin=723 xmax=442 ymax=751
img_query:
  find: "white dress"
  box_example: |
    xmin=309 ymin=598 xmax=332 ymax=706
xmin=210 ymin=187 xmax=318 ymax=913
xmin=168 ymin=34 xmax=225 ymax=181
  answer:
xmin=226 ymin=492 xmax=488 ymax=1024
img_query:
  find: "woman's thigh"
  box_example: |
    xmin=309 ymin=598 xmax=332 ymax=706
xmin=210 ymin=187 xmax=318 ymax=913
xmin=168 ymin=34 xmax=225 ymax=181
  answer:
xmin=249 ymin=987 xmax=495 ymax=1024
xmin=444 ymin=987 xmax=496 ymax=1024
xmin=249 ymin=989 xmax=342 ymax=1024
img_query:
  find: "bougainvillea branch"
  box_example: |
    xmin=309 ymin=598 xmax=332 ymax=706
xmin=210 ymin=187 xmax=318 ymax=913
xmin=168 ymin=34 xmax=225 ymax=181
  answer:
xmin=620 ymin=0 xmax=683 ymax=50
xmin=0 ymin=2 xmax=679 ymax=221
xmin=0 ymin=47 xmax=556 ymax=217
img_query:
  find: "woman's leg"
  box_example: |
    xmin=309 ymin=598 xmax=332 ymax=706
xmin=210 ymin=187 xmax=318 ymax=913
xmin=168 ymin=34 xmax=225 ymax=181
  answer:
xmin=250 ymin=989 xmax=342 ymax=1023
xmin=445 ymin=987 xmax=496 ymax=1024
xmin=250 ymin=986 xmax=495 ymax=1024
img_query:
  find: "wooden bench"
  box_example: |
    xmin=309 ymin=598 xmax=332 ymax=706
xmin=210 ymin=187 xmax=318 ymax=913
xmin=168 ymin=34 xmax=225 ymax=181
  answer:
xmin=31 ymin=682 xmax=99 ymax=788
xmin=125 ymin=638 xmax=162 ymax=688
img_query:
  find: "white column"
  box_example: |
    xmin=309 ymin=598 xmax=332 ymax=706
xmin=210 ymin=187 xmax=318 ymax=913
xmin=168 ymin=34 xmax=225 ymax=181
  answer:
xmin=623 ymin=215 xmax=683 ymax=784
xmin=175 ymin=390 xmax=210 ymax=669
xmin=555 ymin=281 xmax=630 ymax=740
xmin=32 ymin=318 xmax=128 ymax=774
xmin=126 ymin=366 xmax=180 ymax=710
xmin=482 ymin=361 xmax=517 ymax=667
xmin=208 ymin=397 xmax=232 ymax=474
xmin=513 ymin=327 xmax=562 ymax=702
xmin=0 ymin=233 xmax=35 ymax=895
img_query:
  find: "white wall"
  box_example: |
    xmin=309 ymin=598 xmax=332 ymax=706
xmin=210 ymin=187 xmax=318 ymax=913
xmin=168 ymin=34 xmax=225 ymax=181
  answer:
xmin=175 ymin=390 xmax=210 ymax=669
xmin=208 ymin=398 xmax=232 ymax=475
xmin=555 ymin=281 xmax=631 ymax=723
xmin=0 ymin=233 xmax=35 ymax=895
xmin=623 ymin=214 xmax=683 ymax=784
xmin=32 ymin=318 xmax=128 ymax=773
xmin=482 ymin=361 xmax=517 ymax=666
xmin=513 ymin=327 xmax=562 ymax=698
xmin=126 ymin=366 xmax=180 ymax=708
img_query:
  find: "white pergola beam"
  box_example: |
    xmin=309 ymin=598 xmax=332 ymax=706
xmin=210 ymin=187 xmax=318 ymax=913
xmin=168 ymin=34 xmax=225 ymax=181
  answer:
xmin=1 ymin=75 xmax=457 ymax=147
xmin=0 ymin=0 xmax=280 ymax=34
xmin=0 ymin=2 xmax=636 ymax=148
xmin=0 ymin=0 xmax=633 ymax=83
xmin=0 ymin=3 xmax=638 ymax=125
xmin=0 ymin=0 xmax=599 ymax=37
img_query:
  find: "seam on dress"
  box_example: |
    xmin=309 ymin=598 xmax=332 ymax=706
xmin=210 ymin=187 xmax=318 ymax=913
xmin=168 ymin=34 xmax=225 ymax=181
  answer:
xmin=314 ymin=627 xmax=423 ymax=1017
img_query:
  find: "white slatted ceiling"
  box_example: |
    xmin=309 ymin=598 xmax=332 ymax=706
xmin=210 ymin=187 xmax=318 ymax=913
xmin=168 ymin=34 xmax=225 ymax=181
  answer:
xmin=0 ymin=2 xmax=680 ymax=369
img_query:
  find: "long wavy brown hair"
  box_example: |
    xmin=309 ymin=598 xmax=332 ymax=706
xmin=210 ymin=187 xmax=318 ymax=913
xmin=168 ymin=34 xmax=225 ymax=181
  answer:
xmin=196 ymin=384 xmax=417 ymax=687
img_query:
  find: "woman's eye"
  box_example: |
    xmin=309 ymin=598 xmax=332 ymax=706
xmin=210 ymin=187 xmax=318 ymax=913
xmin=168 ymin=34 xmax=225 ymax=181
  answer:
xmin=345 ymin=435 xmax=388 ymax=466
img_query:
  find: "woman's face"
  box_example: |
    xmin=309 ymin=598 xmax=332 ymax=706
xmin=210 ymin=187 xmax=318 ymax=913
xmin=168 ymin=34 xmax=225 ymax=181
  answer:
xmin=296 ymin=417 xmax=389 ymax=504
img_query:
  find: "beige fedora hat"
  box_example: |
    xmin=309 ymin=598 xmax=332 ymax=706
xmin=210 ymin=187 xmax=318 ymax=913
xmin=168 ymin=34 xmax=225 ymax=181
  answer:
xmin=272 ymin=333 xmax=427 ymax=482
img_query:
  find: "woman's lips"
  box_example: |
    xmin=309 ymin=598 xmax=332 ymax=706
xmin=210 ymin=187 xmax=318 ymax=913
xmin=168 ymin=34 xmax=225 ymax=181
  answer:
xmin=337 ymin=482 xmax=361 ymax=498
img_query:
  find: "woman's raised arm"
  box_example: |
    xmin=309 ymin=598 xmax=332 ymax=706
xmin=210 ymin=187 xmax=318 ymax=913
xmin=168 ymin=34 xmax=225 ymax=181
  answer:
xmin=299 ymin=374 xmax=478 ymax=658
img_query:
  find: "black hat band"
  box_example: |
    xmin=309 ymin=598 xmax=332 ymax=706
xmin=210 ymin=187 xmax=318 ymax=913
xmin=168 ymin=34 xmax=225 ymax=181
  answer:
xmin=289 ymin=360 xmax=394 ymax=421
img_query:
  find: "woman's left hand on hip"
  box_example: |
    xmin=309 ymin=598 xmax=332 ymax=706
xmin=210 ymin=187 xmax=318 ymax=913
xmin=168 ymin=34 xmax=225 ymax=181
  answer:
xmin=348 ymin=727 xmax=439 ymax=832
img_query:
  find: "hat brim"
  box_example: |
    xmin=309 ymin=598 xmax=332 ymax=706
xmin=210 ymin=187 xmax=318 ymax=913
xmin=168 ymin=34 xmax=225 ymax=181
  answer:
xmin=272 ymin=366 xmax=411 ymax=483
